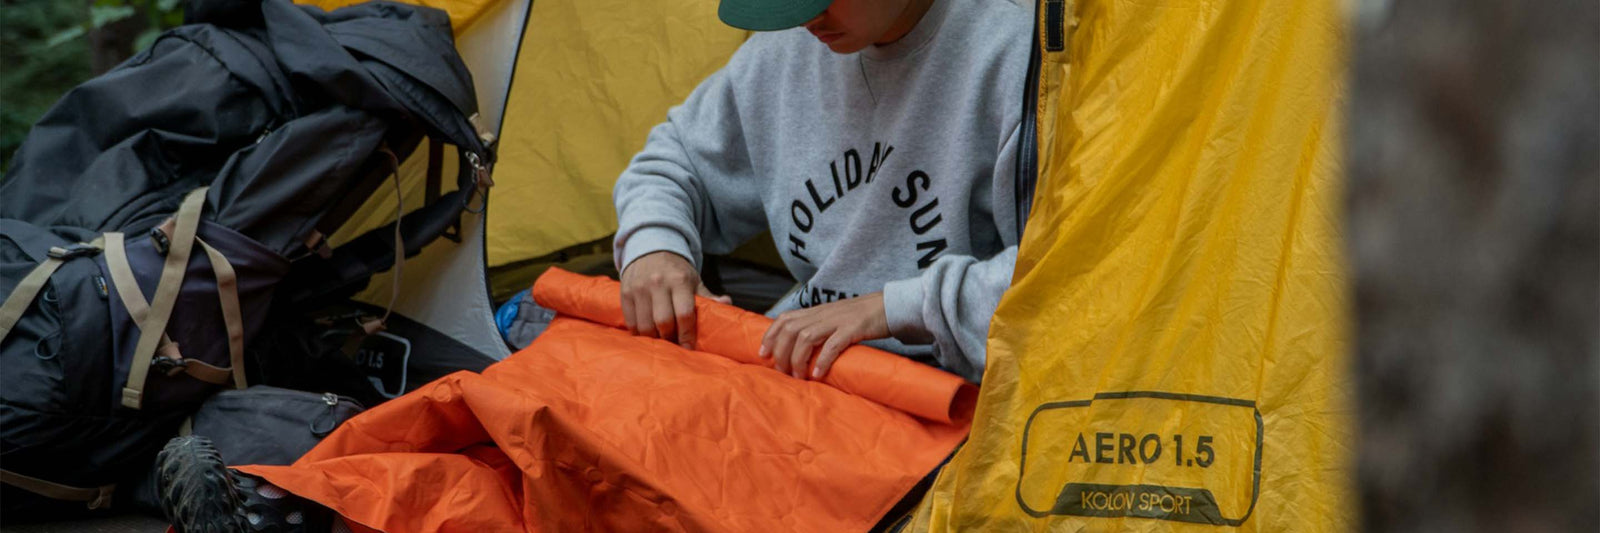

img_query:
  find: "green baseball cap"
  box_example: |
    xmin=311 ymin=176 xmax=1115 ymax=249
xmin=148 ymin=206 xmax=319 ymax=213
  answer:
xmin=718 ymin=0 xmax=832 ymax=31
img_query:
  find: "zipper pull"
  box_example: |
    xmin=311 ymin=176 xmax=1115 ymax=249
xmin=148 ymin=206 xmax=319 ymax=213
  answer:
xmin=322 ymin=392 xmax=338 ymax=406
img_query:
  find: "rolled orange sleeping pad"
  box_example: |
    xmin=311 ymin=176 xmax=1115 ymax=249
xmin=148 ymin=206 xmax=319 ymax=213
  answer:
xmin=533 ymin=268 xmax=977 ymax=424
xmin=239 ymin=267 xmax=976 ymax=532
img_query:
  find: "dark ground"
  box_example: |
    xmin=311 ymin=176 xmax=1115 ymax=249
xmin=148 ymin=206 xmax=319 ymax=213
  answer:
xmin=0 ymin=514 xmax=167 ymax=533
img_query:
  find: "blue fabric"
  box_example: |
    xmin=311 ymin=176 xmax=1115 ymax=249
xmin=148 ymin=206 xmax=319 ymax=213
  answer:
xmin=495 ymin=289 xmax=530 ymax=343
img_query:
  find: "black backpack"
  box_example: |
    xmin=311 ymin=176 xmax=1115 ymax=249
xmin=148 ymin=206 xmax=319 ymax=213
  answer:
xmin=0 ymin=0 xmax=493 ymax=519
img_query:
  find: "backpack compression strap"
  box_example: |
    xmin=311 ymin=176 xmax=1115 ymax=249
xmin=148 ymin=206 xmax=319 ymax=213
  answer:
xmin=103 ymin=231 xmax=182 ymax=361
xmin=196 ymin=237 xmax=247 ymax=389
xmin=0 ymin=188 xmax=247 ymax=406
xmin=105 ymin=232 xmax=246 ymax=388
xmin=0 ymin=238 xmax=104 ymax=343
xmin=119 ymin=187 xmax=203 ymax=408
xmin=117 ymin=187 xmax=249 ymax=408
xmin=0 ymin=469 xmax=115 ymax=510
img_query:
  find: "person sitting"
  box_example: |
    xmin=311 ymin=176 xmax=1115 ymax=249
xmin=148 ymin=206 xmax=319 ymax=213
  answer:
xmin=614 ymin=0 xmax=1032 ymax=384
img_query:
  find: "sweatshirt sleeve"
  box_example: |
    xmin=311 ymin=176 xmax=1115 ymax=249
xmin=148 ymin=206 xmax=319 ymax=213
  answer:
xmin=880 ymin=123 xmax=1025 ymax=383
xmin=613 ymin=54 xmax=767 ymax=273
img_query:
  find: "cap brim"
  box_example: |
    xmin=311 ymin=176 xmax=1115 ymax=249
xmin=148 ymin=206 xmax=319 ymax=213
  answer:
xmin=718 ymin=0 xmax=831 ymax=31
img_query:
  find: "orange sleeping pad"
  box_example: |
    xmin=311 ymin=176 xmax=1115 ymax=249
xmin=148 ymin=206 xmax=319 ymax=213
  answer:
xmin=241 ymin=269 xmax=975 ymax=532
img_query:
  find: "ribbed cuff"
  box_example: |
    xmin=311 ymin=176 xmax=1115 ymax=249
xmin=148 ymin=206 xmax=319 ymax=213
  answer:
xmin=617 ymin=226 xmax=697 ymax=274
xmin=882 ymin=276 xmax=934 ymax=344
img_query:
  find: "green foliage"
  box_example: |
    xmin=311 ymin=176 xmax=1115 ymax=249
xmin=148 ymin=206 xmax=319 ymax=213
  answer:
xmin=60 ymin=1 xmax=187 ymax=60
xmin=2 ymin=0 xmax=186 ymax=172
xmin=89 ymin=4 xmax=138 ymax=28
xmin=2 ymin=1 xmax=93 ymax=172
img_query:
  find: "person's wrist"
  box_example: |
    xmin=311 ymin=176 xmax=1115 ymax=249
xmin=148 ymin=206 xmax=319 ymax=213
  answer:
xmin=865 ymin=292 xmax=889 ymax=338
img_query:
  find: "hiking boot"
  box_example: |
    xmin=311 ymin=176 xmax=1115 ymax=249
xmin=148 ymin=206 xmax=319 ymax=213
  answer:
xmin=156 ymin=435 xmax=334 ymax=533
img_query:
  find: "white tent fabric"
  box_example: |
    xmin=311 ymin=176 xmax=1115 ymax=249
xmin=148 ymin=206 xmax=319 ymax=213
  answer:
xmin=337 ymin=0 xmax=532 ymax=362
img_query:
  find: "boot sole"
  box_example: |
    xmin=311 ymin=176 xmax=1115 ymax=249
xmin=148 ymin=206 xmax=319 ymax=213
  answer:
xmin=157 ymin=435 xmax=249 ymax=533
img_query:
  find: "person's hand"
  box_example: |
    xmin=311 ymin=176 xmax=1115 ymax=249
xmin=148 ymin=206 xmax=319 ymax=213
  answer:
xmin=620 ymin=251 xmax=731 ymax=349
xmin=760 ymin=293 xmax=890 ymax=380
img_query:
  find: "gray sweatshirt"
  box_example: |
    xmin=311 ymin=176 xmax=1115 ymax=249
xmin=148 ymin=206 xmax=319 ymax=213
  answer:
xmin=613 ymin=0 xmax=1032 ymax=383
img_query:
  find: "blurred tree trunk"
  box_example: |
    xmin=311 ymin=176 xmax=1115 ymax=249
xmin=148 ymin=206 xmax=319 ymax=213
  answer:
xmin=86 ymin=0 xmax=145 ymax=74
xmin=1350 ymin=0 xmax=1598 ymax=531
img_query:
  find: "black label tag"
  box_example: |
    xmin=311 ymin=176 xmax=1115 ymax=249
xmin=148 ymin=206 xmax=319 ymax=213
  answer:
xmin=1046 ymin=0 xmax=1067 ymax=52
xmin=320 ymin=329 xmax=412 ymax=398
xmin=355 ymin=331 xmax=409 ymax=398
xmin=1050 ymin=483 xmax=1229 ymax=524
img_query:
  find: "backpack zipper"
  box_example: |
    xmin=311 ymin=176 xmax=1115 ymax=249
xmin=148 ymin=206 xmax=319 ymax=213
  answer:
xmin=255 ymin=122 xmax=276 ymax=144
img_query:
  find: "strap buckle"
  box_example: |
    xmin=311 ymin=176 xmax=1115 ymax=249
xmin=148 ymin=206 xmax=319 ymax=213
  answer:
xmin=466 ymin=151 xmax=494 ymax=189
xmin=464 ymin=151 xmax=493 ymax=214
xmin=149 ymin=226 xmax=172 ymax=256
xmin=46 ymin=243 xmax=102 ymax=260
xmin=151 ymin=356 xmax=186 ymax=377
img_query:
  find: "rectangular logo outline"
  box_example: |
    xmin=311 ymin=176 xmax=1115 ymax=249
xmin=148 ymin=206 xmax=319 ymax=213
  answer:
xmin=1014 ymin=391 xmax=1264 ymax=526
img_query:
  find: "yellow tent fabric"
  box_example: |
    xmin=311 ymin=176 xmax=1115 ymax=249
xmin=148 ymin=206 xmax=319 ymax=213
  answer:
xmin=300 ymin=0 xmax=500 ymax=33
xmin=909 ymin=0 xmax=1350 ymax=530
xmin=299 ymin=0 xmax=747 ymax=267
xmin=486 ymin=0 xmax=748 ymax=266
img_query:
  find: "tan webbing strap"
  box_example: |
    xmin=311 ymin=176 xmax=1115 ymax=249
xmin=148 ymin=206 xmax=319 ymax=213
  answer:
xmin=378 ymin=145 xmax=405 ymax=328
xmin=122 ymin=187 xmax=207 ymax=409
xmin=0 ymin=469 xmax=115 ymax=510
xmin=1 ymin=237 xmax=104 ymax=343
xmin=103 ymin=232 xmax=149 ymax=321
xmin=329 ymin=148 xmax=408 ymax=359
xmin=108 ymin=227 xmax=245 ymax=390
xmin=175 ymin=358 xmax=233 ymax=385
xmin=304 ymin=230 xmax=332 ymax=259
xmin=468 ymin=113 xmax=497 ymax=146
xmin=197 ymin=238 xmax=246 ymax=389
xmin=0 ymin=258 xmax=64 ymax=341
xmin=329 ymin=147 xmax=406 ymax=359
xmin=106 ymin=232 xmax=186 ymax=367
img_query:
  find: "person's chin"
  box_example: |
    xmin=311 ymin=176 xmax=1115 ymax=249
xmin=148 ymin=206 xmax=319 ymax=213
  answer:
xmin=823 ymin=39 xmax=868 ymax=55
